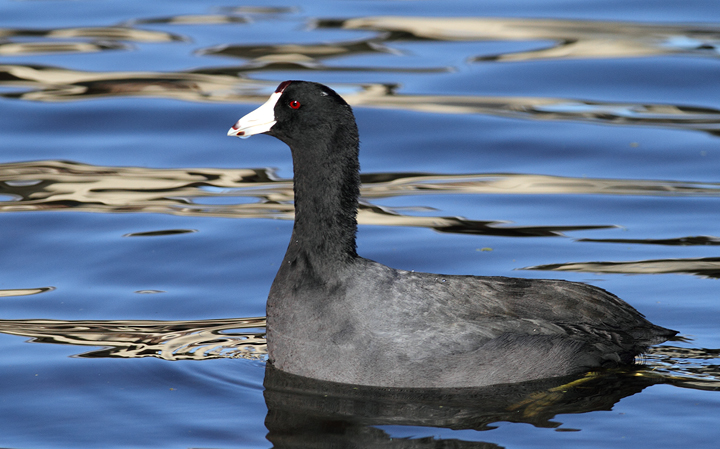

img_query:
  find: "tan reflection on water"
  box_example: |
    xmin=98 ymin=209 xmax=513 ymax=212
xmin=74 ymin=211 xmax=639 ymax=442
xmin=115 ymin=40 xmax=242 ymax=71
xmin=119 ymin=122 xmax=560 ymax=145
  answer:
xmin=0 ymin=23 xmax=176 ymax=56
xmin=0 ymin=317 xmax=266 ymax=360
xmin=3 ymin=160 xmax=720 ymax=238
xmin=0 ymin=41 xmax=130 ymax=56
xmin=345 ymin=87 xmax=720 ymax=133
xmin=0 ymin=287 xmax=55 ymax=297
xmin=0 ymin=25 xmax=185 ymax=44
xmin=327 ymin=16 xmax=720 ymax=61
xmin=0 ymin=64 xmax=248 ymax=102
xmin=525 ymin=257 xmax=720 ymax=279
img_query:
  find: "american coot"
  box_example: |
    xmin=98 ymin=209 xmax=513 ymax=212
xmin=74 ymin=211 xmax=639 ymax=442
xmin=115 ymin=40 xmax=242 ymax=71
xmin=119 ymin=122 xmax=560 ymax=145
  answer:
xmin=228 ymin=80 xmax=676 ymax=388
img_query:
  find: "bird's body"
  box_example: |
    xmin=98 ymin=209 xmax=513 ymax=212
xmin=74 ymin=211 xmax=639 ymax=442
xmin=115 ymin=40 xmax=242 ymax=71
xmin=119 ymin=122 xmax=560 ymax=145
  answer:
xmin=228 ymin=80 xmax=676 ymax=388
xmin=269 ymin=258 xmax=670 ymax=387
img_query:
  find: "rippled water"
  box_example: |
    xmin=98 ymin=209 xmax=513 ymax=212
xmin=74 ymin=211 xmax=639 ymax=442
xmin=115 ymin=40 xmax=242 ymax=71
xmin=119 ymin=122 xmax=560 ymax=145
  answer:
xmin=1 ymin=0 xmax=719 ymax=447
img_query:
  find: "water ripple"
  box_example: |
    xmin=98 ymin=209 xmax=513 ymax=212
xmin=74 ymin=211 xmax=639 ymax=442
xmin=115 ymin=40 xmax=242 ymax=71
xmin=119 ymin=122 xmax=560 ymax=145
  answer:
xmin=0 ymin=317 xmax=266 ymax=360
xmin=0 ymin=25 xmax=186 ymax=42
xmin=0 ymin=15 xmax=718 ymax=134
xmin=0 ymin=41 xmax=129 ymax=56
xmin=123 ymin=15 xmax=249 ymax=26
xmin=320 ymin=16 xmax=720 ymax=61
xmin=2 ymin=66 xmax=718 ymax=133
xmin=3 ymin=160 xmax=719 ymax=239
xmin=524 ymin=257 xmax=720 ymax=279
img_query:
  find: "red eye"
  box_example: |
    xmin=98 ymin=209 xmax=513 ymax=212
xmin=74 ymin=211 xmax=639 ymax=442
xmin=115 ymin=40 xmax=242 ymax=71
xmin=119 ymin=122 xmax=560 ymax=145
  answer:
xmin=289 ymin=100 xmax=301 ymax=109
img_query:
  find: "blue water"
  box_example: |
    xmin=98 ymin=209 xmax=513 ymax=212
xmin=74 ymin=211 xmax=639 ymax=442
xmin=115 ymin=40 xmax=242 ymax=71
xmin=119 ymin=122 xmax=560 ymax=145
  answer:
xmin=0 ymin=0 xmax=719 ymax=447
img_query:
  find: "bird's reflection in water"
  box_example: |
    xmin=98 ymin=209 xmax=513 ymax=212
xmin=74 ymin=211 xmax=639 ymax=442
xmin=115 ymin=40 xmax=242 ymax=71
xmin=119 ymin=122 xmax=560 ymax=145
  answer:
xmin=262 ymin=364 xmax=659 ymax=448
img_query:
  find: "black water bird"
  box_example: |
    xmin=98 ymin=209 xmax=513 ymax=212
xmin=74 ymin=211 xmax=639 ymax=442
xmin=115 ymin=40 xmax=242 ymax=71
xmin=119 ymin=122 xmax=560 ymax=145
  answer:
xmin=227 ymin=80 xmax=676 ymax=388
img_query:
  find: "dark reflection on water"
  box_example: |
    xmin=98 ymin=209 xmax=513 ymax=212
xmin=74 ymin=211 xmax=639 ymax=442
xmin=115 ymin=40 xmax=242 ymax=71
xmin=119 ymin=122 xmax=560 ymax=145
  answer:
xmin=578 ymin=236 xmax=720 ymax=246
xmin=200 ymin=39 xmax=400 ymax=62
xmin=124 ymin=15 xmax=250 ymax=26
xmin=263 ymin=366 xmax=659 ymax=447
xmin=123 ymin=228 xmax=197 ymax=237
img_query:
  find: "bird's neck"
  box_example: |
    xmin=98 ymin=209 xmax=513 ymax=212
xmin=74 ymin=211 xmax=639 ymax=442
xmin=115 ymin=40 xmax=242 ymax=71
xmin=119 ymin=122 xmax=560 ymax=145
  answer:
xmin=283 ymin=130 xmax=360 ymax=267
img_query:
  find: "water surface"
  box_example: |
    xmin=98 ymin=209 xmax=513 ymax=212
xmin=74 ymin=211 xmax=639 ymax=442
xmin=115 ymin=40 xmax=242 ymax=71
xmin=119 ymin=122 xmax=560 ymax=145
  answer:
xmin=0 ymin=0 xmax=719 ymax=447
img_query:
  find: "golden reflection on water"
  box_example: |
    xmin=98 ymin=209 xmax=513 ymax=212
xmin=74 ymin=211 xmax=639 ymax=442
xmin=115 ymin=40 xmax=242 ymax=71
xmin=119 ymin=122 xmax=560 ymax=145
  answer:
xmin=0 ymin=317 xmax=266 ymax=360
